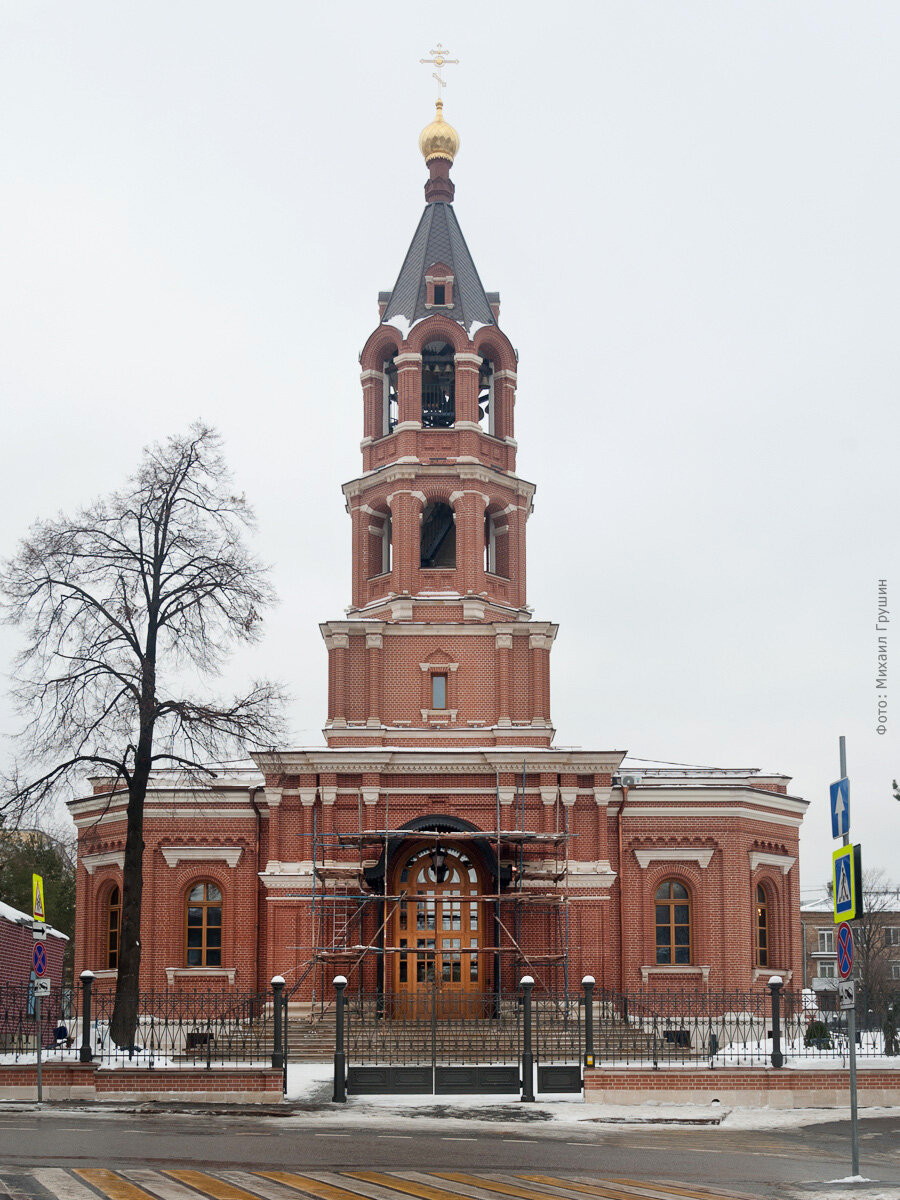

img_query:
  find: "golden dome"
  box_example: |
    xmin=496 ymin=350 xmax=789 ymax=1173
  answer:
xmin=418 ymin=99 xmax=460 ymax=163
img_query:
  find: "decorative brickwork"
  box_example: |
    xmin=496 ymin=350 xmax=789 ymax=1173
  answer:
xmin=70 ymin=113 xmax=808 ymax=1008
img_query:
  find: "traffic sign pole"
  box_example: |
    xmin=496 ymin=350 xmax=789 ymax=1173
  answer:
xmin=35 ymin=991 xmax=42 ymax=1104
xmin=839 ymin=736 xmax=859 ymax=1177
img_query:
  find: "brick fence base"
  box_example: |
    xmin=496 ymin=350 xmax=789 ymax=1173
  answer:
xmin=584 ymin=1066 xmax=900 ymax=1107
xmin=0 ymin=1063 xmax=284 ymax=1104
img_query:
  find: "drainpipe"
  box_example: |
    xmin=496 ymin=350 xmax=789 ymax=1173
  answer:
xmin=617 ymin=783 xmax=629 ymax=995
xmin=249 ymin=786 xmax=263 ymax=990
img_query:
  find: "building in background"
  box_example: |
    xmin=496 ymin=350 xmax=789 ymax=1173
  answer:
xmin=0 ymin=899 xmax=67 ymax=990
xmin=70 ymin=103 xmax=808 ymax=1005
xmin=801 ymin=889 xmax=900 ymax=1011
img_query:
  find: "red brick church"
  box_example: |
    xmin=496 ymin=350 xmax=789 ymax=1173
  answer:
xmin=71 ymin=101 xmax=807 ymax=1005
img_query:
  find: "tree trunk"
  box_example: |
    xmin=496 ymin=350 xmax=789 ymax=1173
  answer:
xmin=110 ymin=701 xmax=154 ymax=1047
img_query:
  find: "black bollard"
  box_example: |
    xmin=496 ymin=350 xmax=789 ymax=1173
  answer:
xmin=271 ymin=976 xmax=285 ymax=1071
xmin=769 ymin=975 xmax=784 ymax=1069
xmin=520 ymin=975 xmax=535 ymax=1102
xmin=79 ymin=971 xmax=94 ymax=1063
xmin=333 ymin=975 xmax=347 ymax=1103
xmin=582 ymin=975 xmax=595 ymax=1068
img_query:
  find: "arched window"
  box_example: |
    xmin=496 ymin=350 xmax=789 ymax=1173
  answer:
xmin=367 ymin=511 xmax=391 ymax=578
xmin=655 ymin=880 xmax=691 ymax=965
xmin=106 ymin=886 xmax=121 ymax=970
xmin=421 ymin=501 xmax=456 ymax=568
xmin=478 ymin=358 xmax=494 ymax=434
xmin=755 ymin=883 xmax=769 ymax=966
xmin=421 ymin=342 xmax=455 ymax=428
xmin=382 ymin=355 xmax=398 ymax=436
xmin=185 ymin=882 xmax=223 ymax=967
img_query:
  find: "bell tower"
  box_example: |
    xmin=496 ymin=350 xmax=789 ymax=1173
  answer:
xmin=320 ymin=101 xmax=557 ymax=748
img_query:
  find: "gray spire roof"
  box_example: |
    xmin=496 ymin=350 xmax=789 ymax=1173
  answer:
xmin=381 ymin=202 xmax=495 ymax=336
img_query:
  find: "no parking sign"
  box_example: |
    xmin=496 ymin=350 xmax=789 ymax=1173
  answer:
xmin=32 ymin=942 xmax=47 ymax=978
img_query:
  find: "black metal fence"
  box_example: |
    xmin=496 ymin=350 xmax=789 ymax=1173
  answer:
xmin=0 ymin=980 xmax=285 ymax=1071
xmin=587 ymin=986 xmax=899 ymax=1066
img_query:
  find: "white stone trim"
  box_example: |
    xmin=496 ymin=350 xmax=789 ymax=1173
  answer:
xmin=752 ymin=968 xmax=793 ymax=983
xmin=361 ymin=789 xmax=379 ymax=807
xmin=560 ymin=788 xmax=578 ymax=808
xmin=565 ymin=860 xmax=617 ymax=888
xmin=82 ymin=851 xmax=124 ymax=875
xmin=166 ymin=967 xmax=236 ymax=986
xmin=749 ymin=851 xmax=796 ymax=875
xmin=625 ymin=806 xmax=803 ymax=829
xmin=160 ymin=846 xmax=243 ymax=868
xmin=594 ymin=787 xmax=612 ymax=807
xmin=419 ymin=662 xmax=459 ymax=672
xmin=634 ymin=848 xmax=714 ymax=869
xmin=640 ymin=965 xmax=711 ymax=983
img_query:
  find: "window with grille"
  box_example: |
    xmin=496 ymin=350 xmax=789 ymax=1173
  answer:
xmin=655 ymin=880 xmax=691 ymax=965
xmin=185 ymin=882 xmax=223 ymax=967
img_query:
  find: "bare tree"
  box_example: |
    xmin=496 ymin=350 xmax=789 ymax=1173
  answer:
xmin=854 ymin=869 xmax=900 ymax=1011
xmin=1 ymin=425 xmax=285 ymax=1043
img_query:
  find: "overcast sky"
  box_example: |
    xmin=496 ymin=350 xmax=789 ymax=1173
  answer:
xmin=1 ymin=2 xmax=897 ymax=896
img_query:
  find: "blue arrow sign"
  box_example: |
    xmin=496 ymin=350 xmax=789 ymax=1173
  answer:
xmin=830 ymin=777 xmax=850 ymax=839
xmin=837 ymin=922 xmax=854 ymax=978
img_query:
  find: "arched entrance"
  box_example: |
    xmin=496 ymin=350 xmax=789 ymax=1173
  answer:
xmin=390 ymin=842 xmax=484 ymax=1017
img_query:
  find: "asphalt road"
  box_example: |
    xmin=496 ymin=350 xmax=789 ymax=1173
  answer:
xmin=0 ymin=1109 xmax=897 ymax=1199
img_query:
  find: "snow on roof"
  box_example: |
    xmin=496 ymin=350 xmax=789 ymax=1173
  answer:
xmin=0 ymin=898 xmax=68 ymax=940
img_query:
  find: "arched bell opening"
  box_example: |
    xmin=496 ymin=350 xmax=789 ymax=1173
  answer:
xmin=420 ymin=501 xmax=456 ymax=569
xmin=421 ymin=341 xmax=456 ymax=428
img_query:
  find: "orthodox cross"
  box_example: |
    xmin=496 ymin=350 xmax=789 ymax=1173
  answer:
xmin=420 ymin=44 xmax=459 ymax=99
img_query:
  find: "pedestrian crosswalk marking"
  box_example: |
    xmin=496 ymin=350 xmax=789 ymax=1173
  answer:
xmin=121 ymin=1171 xmax=214 ymax=1200
xmin=514 ymin=1177 xmax=654 ymax=1199
xmin=165 ymin=1173 xmax=262 ymax=1200
xmin=261 ymin=1173 xmax=383 ymax=1200
xmin=0 ymin=1169 xmax=760 ymax=1200
xmin=32 ymin=1170 xmax=101 ymax=1200
xmin=432 ymin=1174 xmax=593 ymax=1200
xmin=609 ymin=1181 xmax=749 ymax=1199
xmin=75 ymin=1171 xmax=158 ymax=1200
xmin=345 ymin=1174 xmax=477 ymax=1200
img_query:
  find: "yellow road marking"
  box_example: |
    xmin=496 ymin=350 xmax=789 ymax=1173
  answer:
xmin=165 ymin=1173 xmax=263 ymax=1200
xmin=260 ymin=1172 xmax=380 ymax=1200
xmin=517 ymin=1176 xmax=694 ymax=1199
xmin=431 ymin=1174 xmax=629 ymax=1200
xmin=75 ymin=1172 xmax=159 ymax=1200
xmin=343 ymin=1173 xmax=479 ymax=1200
xmin=610 ymin=1183 xmax=750 ymax=1200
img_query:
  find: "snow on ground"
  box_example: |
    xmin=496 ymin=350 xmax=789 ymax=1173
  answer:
xmin=282 ymin=1063 xmax=897 ymax=1133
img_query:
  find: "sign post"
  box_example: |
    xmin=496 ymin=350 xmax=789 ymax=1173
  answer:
xmin=834 ymin=736 xmax=859 ymax=1177
xmin=32 ymin=940 xmax=47 ymax=1104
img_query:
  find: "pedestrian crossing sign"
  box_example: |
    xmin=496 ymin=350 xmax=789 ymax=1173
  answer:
xmin=32 ymin=873 xmax=45 ymax=922
xmin=832 ymin=844 xmax=863 ymax=923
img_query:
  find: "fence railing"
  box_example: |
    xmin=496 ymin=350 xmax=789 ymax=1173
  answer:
xmin=0 ymin=979 xmax=283 ymax=1070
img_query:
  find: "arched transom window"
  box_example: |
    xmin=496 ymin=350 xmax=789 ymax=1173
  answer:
xmin=655 ymin=880 xmax=691 ymax=965
xmin=185 ymin=882 xmax=222 ymax=967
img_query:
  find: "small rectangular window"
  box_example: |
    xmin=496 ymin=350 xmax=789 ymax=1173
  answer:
xmin=887 ymin=927 xmax=900 ymax=946
xmin=892 ymin=964 xmax=900 ymax=980
xmin=819 ymin=961 xmax=837 ymax=978
xmin=818 ymin=929 xmax=834 ymax=953
xmin=432 ymin=673 xmax=447 ymax=709
xmin=433 ymin=284 xmax=446 ymax=305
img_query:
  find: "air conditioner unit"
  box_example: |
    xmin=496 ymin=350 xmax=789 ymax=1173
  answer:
xmin=620 ymin=773 xmax=642 ymax=788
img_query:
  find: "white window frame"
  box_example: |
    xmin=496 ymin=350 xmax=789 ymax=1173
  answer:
xmin=818 ymin=961 xmax=837 ymax=978
xmin=818 ymin=929 xmax=835 ymax=953
xmin=381 ymin=515 xmax=392 ymax=576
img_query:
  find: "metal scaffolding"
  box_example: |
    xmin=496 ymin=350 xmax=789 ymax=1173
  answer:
xmin=294 ymin=767 xmax=574 ymax=1008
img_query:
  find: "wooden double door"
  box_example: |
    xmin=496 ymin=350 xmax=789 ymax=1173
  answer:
xmin=391 ymin=843 xmax=485 ymax=1017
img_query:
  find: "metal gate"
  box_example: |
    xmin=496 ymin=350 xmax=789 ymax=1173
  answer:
xmin=342 ymin=988 xmax=582 ymax=1096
